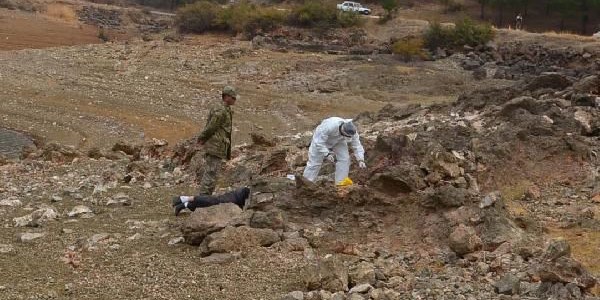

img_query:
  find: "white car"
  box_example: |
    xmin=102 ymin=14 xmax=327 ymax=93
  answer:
xmin=337 ymin=1 xmax=371 ymax=15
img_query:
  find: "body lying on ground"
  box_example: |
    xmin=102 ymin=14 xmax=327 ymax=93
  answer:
xmin=171 ymin=187 xmax=250 ymax=216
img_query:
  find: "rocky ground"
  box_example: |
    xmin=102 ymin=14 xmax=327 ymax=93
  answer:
xmin=1 ymin=3 xmax=600 ymax=300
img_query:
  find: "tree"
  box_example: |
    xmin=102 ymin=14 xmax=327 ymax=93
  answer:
xmin=548 ymin=0 xmax=577 ymax=31
xmin=379 ymin=0 xmax=399 ymax=20
xmin=578 ymin=0 xmax=600 ymax=34
xmin=478 ymin=0 xmax=489 ymax=19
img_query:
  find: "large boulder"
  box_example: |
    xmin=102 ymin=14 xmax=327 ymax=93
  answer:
xmin=494 ymin=273 xmax=521 ymax=295
xmin=572 ymin=75 xmax=600 ymax=94
xmin=523 ymin=73 xmax=572 ymax=91
xmin=544 ymin=238 xmax=571 ymax=261
xmin=199 ymin=226 xmax=280 ymax=255
xmin=368 ymin=163 xmax=426 ymax=196
xmin=536 ymin=239 xmax=597 ymax=291
xmin=421 ymin=185 xmax=470 ymax=208
xmin=182 ymin=203 xmax=248 ymax=246
xmin=536 ymin=256 xmax=596 ymax=291
xmin=478 ymin=200 xmax=526 ymax=249
xmin=349 ymin=261 xmax=376 ymax=286
xmin=448 ymin=224 xmax=482 ymax=255
xmin=304 ymin=255 xmax=349 ymax=292
xmin=250 ymin=210 xmax=286 ymax=230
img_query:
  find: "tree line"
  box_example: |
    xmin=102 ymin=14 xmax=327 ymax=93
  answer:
xmin=475 ymin=0 xmax=600 ymax=34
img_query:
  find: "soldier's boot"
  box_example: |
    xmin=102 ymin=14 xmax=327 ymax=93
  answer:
xmin=172 ymin=196 xmax=182 ymax=207
xmin=174 ymin=203 xmax=186 ymax=216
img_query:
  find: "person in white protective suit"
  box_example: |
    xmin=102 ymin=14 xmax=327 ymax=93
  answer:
xmin=303 ymin=117 xmax=366 ymax=184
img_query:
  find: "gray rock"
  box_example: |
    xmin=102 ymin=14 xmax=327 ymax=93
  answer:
xmin=0 ymin=244 xmax=14 ymax=254
xmin=524 ymin=72 xmax=572 ymax=91
xmin=199 ymin=226 xmax=280 ymax=255
xmin=0 ymin=198 xmax=22 ymax=207
xmin=182 ymin=203 xmax=247 ymax=246
xmin=480 ymin=192 xmax=499 ymax=208
xmin=369 ymin=288 xmax=385 ymax=300
xmin=317 ymin=290 xmax=332 ymax=300
xmin=347 ymin=293 xmax=364 ymax=300
xmin=349 ymin=261 xmax=376 ymax=286
xmin=167 ymin=237 xmax=184 ymax=245
xmin=198 ymin=252 xmax=240 ymax=265
xmin=19 ymin=232 xmax=46 ymax=243
xmin=304 ymin=255 xmax=349 ymax=292
xmin=330 ymin=292 xmax=345 ymax=300
xmin=14 ymin=207 xmax=59 ymax=227
xmin=250 ymin=210 xmax=286 ymax=230
xmin=349 ymin=283 xmax=372 ymax=294
xmin=449 ymin=224 xmax=482 ymax=255
xmin=272 ymin=237 xmax=310 ymax=252
xmin=68 ymin=205 xmax=94 ymax=218
xmin=383 ymin=288 xmax=401 ymax=300
xmin=303 ymin=291 xmax=320 ymax=300
xmin=13 ymin=214 xmax=34 ymax=227
xmin=544 ymin=238 xmax=571 ymax=261
xmin=422 ymin=185 xmax=470 ymax=208
xmin=536 ymin=256 xmax=597 ymax=290
xmin=494 ymin=273 xmax=521 ymax=295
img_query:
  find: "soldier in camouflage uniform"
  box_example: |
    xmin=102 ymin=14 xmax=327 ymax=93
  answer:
xmin=196 ymin=86 xmax=237 ymax=195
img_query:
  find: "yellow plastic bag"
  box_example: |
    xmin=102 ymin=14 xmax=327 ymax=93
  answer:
xmin=336 ymin=177 xmax=353 ymax=187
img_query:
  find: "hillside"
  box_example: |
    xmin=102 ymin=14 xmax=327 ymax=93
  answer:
xmin=1 ymin=1 xmax=600 ymax=299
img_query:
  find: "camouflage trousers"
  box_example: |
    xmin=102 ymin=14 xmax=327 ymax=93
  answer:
xmin=197 ymin=154 xmax=224 ymax=195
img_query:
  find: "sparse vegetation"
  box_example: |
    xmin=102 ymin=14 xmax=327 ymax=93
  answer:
xmin=175 ymin=1 xmax=221 ymax=33
xmin=45 ymin=3 xmax=76 ymax=22
xmin=97 ymin=27 xmax=110 ymax=42
xmin=379 ymin=0 xmax=399 ymax=21
xmin=424 ymin=18 xmax=494 ymax=50
xmin=216 ymin=2 xmax=287 ymax=37
xmin=392 ymin=37 xmax=428 ymax=61
xmin=175 ymin=0 xmax=362 ymax=36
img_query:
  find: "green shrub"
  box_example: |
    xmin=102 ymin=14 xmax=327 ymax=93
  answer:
xmin=217 ymin=2 xmax=287 ymax=36
xmin=337 ymin=11 xmax=363 ymax=28
xmin=424 ymin=18 xmax=494 ymax=51
xmin=175 ymin=1 xmax=222 ymax=33
xmin=423 ymin=22 xmax=453 ymax=51
xmin=288 ymin=0 xmax=363 ymax=29
xmin=392 ymin=37 xmax=427 ymax=61
xmin=289 ymin=0 xmax=338 ymax=28
xmin=453 ymin=18 xmax=493 ymax=47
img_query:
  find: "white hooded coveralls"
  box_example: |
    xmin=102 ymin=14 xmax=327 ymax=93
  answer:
xmin=303 ymin=117 xmax=365 ymax=184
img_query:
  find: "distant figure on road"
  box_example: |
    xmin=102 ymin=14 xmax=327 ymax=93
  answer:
xmin=302 ymin=117 xmax=366 ymax=185
xmin=515 ymin=13 xmax=523 ymax=30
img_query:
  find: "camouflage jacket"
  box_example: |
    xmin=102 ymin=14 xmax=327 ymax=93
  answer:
xmin=198 ymin=102 xmax=233 ymax=160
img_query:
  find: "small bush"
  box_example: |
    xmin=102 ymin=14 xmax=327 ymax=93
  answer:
xmin=0 ymin=0 xmax=17 ymax=10
xmin=289 ymin=0 xmax=337 ymax=28
xmin=288 ymin=0 xmax=360 ymax=29
xmin=423 ymin=22 xmax=453 ymax=51
xmin=392 ymin=37 xmax=427 ymax=61
xmin=98 ymin=28 xmax=110 ymax=42
xmin=337 ymin=11 xmax=363 ymax=28
xmin=175 ymin=1 xmax=222 ymax=33
xmin=46 ymin=3 xmax=76 ymax=22
xmin=453 ymin=18 xmax=493 ymax=47
xmin=424 ymin=18 xmax=494 ymax=51
xmin=217 ymin=2 xmax=287 ymax=36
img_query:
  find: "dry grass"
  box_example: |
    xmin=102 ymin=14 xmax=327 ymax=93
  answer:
xmin=548 ymin=227 xmax=600 ymax=292
xmin=540 ymin=30 xmax=599 ymax=42
xmin=45 ymin=3 xmax=77 ymax=22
